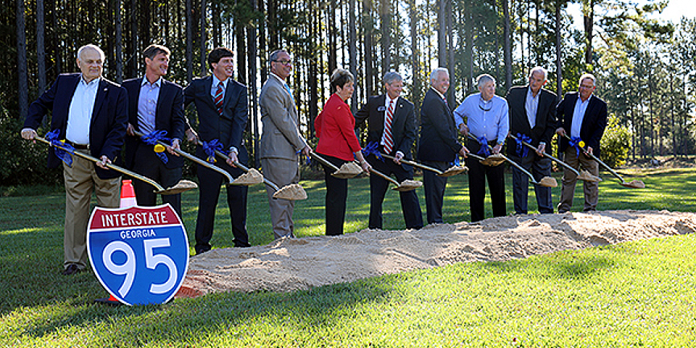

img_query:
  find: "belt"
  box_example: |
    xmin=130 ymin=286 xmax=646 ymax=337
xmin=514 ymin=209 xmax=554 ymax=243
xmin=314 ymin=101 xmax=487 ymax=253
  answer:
xmin=65 ymin=140 xmax=90 ymax=150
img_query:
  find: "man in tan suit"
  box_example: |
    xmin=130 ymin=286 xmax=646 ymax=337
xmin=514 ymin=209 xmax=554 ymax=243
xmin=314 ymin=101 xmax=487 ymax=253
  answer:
xmin=259 ymin=49 xmax=311 ymax=239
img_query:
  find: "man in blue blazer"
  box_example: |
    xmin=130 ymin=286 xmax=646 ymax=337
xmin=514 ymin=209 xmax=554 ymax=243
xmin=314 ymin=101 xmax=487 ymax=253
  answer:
xmin=506 ymin=67 xmax=557 ymax=215
xmin=184 ymin=47 xmax=250 ymax=254
xmin=123 ymin=44 xmax=186 ymax=217
xmin=355 ymin=71 xmax=423 ymax=230
xmin=21 ymin=44 xmax=128 ymax=275
xmin=555 ymin=73 xmax=608 ymax=213
xmin=417 ymin=68 xmax=469 ymax=224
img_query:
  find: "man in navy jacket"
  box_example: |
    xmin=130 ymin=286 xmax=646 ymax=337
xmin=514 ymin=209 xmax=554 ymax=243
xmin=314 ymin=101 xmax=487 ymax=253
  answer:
xmin=21 ymin=44 xmax=128 ymax=275
xmin=123 ymin=44 xmax=186 ymax=217
xmin=184 ymin=47 xmax=250 ymax=254
xmin=555 ymin=73 xmax=608 ymax=213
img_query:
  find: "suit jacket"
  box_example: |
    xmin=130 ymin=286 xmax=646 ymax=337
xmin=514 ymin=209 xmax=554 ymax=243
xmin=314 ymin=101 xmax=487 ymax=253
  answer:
xmin=556 ymin=92 xmax=607 ymax=158
xmin=184 ymin=76 xmax=248 ymax=151
xmin=505 ymin=85 xmax=557 ymax=157
xmin=417 ymin=88 xmax=462 ymax=163
xmin=354 ymin=94 xmax=417 ymax=159
xmin=315 ymin=94 xmax=362 ymax=162
xmin=24 ymin=73 xmax=128 ymax=179
xmin=259 ymin=75 xmax=306 ymax=160
xmin=123 ymin=77 xmax=186 ymax=169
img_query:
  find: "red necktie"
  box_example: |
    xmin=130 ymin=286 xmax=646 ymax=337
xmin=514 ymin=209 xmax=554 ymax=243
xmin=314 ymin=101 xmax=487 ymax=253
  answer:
xmin=383 ymin=100 xmax=394 ymax=154
xmin=214 ymin=82 xmax=224 ymax=115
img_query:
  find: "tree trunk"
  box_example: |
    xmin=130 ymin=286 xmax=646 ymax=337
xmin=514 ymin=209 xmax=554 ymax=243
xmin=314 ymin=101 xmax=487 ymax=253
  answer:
xmin=583 ymin=0 xmax=594 ymax=65
xmin=200 ymin=0 xmax=207 ymax=77
xmin=447 ymin=0 xmax=454 ymax=105
xmin=380 ymin=0 xmax=390 ymax=73
xmin=258 ymin=0 xmax=267 ymax=84
xmin=349 ymin=0 xmax=357 ymax=112
xmin=115 ymin=0 xmax=124 ymax=83
xmin=503 ymin=0 xmax=512 ymax=91
xmin=37 ymin=0 xmax=46 ymax=94
xmin=17 ymin=0 xmax=28 ymax=120
xmin=247 ymin=0 xmax=259 ymax=167
xmin=186 ymin=0 xmax=193 ymax=82
xmin=437 ymin=0 xmax=447 ymax=67
xmin=328 ymin=0 xmax=337 ymax=74
xmin=363 ymin=0 xmax=374 ymax=96
xmin=555 ymin=0 xmax=562 ymax=100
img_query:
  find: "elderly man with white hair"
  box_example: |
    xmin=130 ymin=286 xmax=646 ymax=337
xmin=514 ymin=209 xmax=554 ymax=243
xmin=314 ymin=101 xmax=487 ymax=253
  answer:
xmin=417 ymin=68 xmax=469 ymax=225
xmin=454 ymin=74 xmax=509 ymax=222
xmin=505 ymin=67 xmax=558 ymax=215
xmin=21 ymin=44 xmax=128 ymax=275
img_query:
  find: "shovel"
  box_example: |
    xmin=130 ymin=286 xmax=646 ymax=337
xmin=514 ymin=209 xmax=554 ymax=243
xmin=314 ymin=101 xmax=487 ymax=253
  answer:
xmin=34 ymin=136 xmax=197 ymax=195
xmin=508 ymin=133 xmax=601 ymax=182
xmin=468 ymin=133 xmax=558 ymax=188
xmin=135 ymin=131 xmax=240 ymax=186
xmin=562 ymin=134 xmax=645 ymax=188
xmin=353 ymin=161 xmax=422 ymax=192
xmin=380 ymin=153 xmax=468 ymax=177
xmin=466 ymin=152 xmax=506 ymax=167
xmin=309 ymin=151 xmax=363 ymax=179
xmin=200 ymin=140 xmax=307 ymax=200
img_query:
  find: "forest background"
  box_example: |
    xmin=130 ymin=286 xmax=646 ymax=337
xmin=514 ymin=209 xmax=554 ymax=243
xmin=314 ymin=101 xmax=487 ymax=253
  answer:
xmin=0 ymin=0 xmax=693 ymax=186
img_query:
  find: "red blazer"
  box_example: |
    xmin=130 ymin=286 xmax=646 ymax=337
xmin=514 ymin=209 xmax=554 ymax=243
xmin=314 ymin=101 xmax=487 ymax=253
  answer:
xmin=315 ymin=93 xmax=361 ymax=161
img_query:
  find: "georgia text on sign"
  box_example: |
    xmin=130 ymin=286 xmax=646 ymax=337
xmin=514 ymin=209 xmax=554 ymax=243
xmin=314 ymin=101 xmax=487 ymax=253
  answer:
xmin=101 ymin=211 xmax=169 ymax=228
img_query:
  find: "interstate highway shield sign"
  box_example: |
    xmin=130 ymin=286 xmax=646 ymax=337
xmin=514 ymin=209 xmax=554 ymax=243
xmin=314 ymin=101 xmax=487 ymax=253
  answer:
xmin=87 ymin=204 xmax=189 ymax=306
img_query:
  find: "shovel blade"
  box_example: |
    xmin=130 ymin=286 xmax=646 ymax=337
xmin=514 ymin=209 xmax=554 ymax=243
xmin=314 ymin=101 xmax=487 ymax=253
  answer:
xmin=620 ymin=180 xmax=645 ymax=189
xmin=233 ymin=168 xmax=264 ymax=185
xmin=155 ymin=180 xmax=198 ymax=195
xmin=438 ymin=166 xmax=468 ymax=177
xmin=331 ymin=162 xmax=362 ymax=179
xmin=538 ymin=176 xmax=558 ymax=188
xmin=272 ymin=184 xmax=308 ymax=200
xmin=577 ymin=170 xmax=602 ymax=182
xmin=391 ymin=179 xmax=423 ymax=192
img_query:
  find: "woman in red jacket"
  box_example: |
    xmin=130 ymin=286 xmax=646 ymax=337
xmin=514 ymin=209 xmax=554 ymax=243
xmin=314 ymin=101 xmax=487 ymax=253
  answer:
xmin=315 ymin=68 xmax=372 ymax=235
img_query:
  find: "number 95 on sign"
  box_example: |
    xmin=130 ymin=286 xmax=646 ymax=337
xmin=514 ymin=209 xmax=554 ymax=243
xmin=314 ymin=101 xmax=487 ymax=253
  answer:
xmin=87 ymin=205 xmax=189 ymax=306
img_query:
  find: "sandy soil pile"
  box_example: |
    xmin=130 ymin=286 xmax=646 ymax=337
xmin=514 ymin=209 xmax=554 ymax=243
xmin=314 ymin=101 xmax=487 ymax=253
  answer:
xmin=175 ymin=210 xmax=696 ymax=298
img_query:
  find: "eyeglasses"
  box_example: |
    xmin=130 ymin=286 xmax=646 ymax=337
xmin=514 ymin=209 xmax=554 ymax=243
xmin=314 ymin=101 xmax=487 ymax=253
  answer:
xmin=579 ymin=84 xmax=595 ymax=90
xmin=273 ymin=59 xmax=293 ymax=66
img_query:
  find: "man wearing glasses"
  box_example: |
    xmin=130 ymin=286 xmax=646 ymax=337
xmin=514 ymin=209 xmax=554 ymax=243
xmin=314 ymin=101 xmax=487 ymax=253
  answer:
xmin=555 ymin=73 xmax=607 ymax=213
xmin=259 ymin=49 xmax=311 ymax=239
xmin=454 ymin=74 xmax=509 ymax=222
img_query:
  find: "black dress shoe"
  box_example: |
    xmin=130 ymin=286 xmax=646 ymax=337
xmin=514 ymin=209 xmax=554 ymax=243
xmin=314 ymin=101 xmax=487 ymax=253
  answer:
xmin=61 ymin=264 xmax=81 ymax=276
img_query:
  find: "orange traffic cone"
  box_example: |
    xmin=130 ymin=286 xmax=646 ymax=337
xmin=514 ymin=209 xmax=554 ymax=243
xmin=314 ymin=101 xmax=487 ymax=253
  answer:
xmin=120 ymin=179 xmax=137 ymax=208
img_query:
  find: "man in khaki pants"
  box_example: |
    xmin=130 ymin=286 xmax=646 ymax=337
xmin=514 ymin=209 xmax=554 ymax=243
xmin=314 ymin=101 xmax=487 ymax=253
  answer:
xmin=555 ymin=73 xmax=608 ymax=213
xmin=21 ymin=44 xmax=128 ymax=275
xmin=259 ymin=49 xmax=311 ymax=239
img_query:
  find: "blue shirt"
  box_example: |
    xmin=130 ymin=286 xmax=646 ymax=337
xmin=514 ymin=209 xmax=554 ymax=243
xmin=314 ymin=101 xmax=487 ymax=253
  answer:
xmin=570 ymin=95 xmax=592 ymax=138
xmin=453 ymin=93 xmax=509 ymax=144
xmin=137 ymin=76 xmax=161 ymax=134
xmin=211 ymin=75 xmax=228 ymax=99
xmin=525 ymin=87 xmax=539 ymax=129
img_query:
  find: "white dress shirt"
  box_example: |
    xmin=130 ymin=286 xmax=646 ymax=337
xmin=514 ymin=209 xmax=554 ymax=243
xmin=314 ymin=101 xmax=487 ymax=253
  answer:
xmin=66 ymin=75 xmax=100 ymax=145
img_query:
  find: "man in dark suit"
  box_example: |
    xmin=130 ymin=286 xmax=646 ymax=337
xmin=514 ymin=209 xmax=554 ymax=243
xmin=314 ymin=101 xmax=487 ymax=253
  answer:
xmin=505 ymin=67 xmax=557 ymax=215
xmin=355 ymin=71 xmax=423 ymax=230
xmin=123 ymin=44 xmax=186 ymax=217
xmin=184 ymin=47 xmax=250 ymax=254
xmin=417 ymin=68 xmax=469 ymax=224
xmin=21 ymin=44 xmax=128 ymax=275
xmin=555 ymin=73 xmax=608 ymax=213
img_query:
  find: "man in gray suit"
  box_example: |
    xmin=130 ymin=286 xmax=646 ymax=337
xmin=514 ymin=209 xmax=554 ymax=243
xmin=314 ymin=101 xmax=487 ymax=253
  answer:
xmin=259 ymin=49 xmax=311 ymax=239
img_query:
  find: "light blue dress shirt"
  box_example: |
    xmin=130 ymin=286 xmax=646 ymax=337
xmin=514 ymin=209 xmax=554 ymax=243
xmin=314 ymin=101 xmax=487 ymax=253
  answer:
xmin=453 ymin=93 xmax=509 ymax=144
xmin=137 ymin=76 xmax=161 ymax=134
xmin=570 ymin=95 xmax=592 ymax=138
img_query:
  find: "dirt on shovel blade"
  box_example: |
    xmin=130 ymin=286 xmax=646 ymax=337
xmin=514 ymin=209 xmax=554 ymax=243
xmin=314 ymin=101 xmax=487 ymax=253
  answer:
xmin=621 ymin=180 xmax=645 ymax=189
xmin=539 ymin=176 xmax=558 ymax=188
xmin=272 ymin=184 xmax=308 ymax=200
xmin=577 ymin=170 xmax=601 ymax=182
xmin=234 ymin=168 xmax=264 ymax=185
xmin=393 ymin=179 xmax=422 ymax=192
xmin=158 ymin=180 xmax=198 ymax=194
xmin=481 ymin=154 xmax=505 ymax=166
xmin=332 ymin=162 xmax=362 ymax=179
xmin=439 ymin=166 xmax=468 ymax=177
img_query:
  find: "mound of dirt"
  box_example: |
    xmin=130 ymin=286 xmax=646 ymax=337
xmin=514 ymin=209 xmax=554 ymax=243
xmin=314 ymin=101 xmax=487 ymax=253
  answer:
xmin=175 ymin=210 xmax=696 ymax=298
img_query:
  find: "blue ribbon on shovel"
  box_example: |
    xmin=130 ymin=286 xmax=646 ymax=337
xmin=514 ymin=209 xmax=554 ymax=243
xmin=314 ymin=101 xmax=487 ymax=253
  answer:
xmin=202 ymin=139 xmax=223 ymax=163
xmin=362 ymin=142 xmax=384 ymax=162
xmin=140 ymin=130 xmax=171 ymax=164
xmin=569 ymin=136 xmax=583 ymax=157
xmin=515 ymin=133 xmax=532 ymax=158
xmin=476 ymin=136 xmax=490 ymax=157
xmin=46 ymin=129 xmax=74 ymax=167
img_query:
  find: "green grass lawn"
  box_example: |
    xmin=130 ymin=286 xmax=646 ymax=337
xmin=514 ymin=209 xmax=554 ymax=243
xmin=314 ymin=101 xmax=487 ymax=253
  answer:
xmin=1 ymin=167 xmax=696 ymax=347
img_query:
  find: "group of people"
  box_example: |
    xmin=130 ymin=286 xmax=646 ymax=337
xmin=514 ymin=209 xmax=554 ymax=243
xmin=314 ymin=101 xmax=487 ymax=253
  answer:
xmin=20 ymin=43 xmax=606 ymax=276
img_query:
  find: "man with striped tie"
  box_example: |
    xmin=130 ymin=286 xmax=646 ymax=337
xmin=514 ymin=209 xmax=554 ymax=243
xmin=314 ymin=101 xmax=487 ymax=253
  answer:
xmin=355 ymin=71 xmax=423 ymax=230
xmin=184 ymin=47 xmax=250 ymax=254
